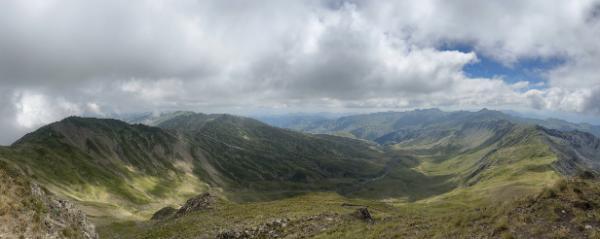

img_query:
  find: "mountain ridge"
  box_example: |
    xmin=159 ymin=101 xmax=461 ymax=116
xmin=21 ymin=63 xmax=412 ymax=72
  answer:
xmin=257 ymin=108 xmax=600 ymax=139
xmin=1 ymin=109 xmax=600 ymax=238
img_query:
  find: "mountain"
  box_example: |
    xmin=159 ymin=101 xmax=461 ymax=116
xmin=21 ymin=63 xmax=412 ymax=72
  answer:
xmin=266 ymin=108 xmax=600 ymax=139
xmin=0 ymin=114 xmax=396 ymax=223
xmin=1 ymin=117 xmax=209 ymax=223
xmin=120 ymin=111 xmax=196 ymax=126
xmin=527 ymin=118 xmax=600 ymax=137
xmin=2 ymin=109 xmax=600 ymax=238
xmin=254 ymin=109 xmax=600 ymax=201
xmin=255 ymin=113 xmax=342 ymax=130
xmin=102 ymin=110 xmax=600 ymax=238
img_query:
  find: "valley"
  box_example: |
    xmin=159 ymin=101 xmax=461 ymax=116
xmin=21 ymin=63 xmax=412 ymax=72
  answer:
xmin=1 ymin=109 xmax=600 ymax=238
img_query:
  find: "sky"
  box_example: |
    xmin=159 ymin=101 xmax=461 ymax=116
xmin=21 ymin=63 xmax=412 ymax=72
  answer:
xmin=1 ymin=0 xmax=600 ymax=144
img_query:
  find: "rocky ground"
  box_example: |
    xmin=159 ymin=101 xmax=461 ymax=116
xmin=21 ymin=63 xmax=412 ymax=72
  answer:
xmin=0 ymin=160 xmax=98 ymax=239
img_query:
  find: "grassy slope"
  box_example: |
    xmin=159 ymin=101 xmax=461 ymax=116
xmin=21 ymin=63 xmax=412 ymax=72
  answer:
xmin=0 ymin=158 xmax=51 ymax=237
xmin=101 ymin=177 xmax=600 ymax=239
xmin=1 ymin=117 xmax=210 ymax=224
xmin=99 ymin=120 xmax=595 ymax=238
xmin=338 ymin=121 xmax=564 ymax=205
xmin=5 ymin=112 xmax=599 ymax=238
xmin=0 ymin=159 xmax=97 ymax=238
xmin=1 ymin=115 xmax=408 ymax=223
xmin=413 ymin=126 xmax=561 ymax=204
xmin=157 ymin=113 xmax=392 ymax=201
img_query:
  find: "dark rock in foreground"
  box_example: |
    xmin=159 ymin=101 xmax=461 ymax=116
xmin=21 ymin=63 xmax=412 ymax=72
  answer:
xmin=353 ymin=207 xmax=374 ymax=223
xmin=151 ymin=206 xmax=177 ymax=220
xmin=175 ymin=193 xmax=216 ymax=217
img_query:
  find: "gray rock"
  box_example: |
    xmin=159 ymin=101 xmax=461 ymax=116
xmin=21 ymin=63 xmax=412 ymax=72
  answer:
xmin=353 ymin=207 xmax=374 ymax=223
xmin=176 ymin=193 xmax=216 ymax=217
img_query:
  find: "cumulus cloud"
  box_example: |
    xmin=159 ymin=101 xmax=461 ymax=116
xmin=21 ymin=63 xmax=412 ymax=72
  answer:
xmin=0 ymin=0 xmax=599 ymax=144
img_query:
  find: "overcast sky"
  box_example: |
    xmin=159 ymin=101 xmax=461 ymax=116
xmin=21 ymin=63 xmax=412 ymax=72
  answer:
xmin=1 ymin=0 xmax=600 ymax=144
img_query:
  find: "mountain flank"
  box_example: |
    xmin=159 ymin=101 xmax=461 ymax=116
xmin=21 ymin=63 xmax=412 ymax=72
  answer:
xmin=1 ymin=109 xmax=599 ymax=238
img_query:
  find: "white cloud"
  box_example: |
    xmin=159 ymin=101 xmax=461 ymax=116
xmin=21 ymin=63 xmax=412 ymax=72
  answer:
xmin=120 ymin=78 xmax=184 ymax=102
xmin=0 ymin=0 xmax=599 ymax=144
xmin=14 ymin=91 xmax=81 ymax=128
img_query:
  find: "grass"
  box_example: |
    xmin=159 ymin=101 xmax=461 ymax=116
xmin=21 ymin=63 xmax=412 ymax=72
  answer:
xmin=99 ymin=192 xmax=396 ymax=238
xmin=101 ymin=177 xmax=600 ymax=238
xmin=0 ymin=159 xmax=95 ymax=238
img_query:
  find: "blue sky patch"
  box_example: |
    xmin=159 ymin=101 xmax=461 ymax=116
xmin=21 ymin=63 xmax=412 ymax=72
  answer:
xmin=440 ymin=43 xmax=565 ymax=88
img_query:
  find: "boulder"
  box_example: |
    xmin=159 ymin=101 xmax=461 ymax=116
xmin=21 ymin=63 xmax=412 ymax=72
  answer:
xmin=353 ymin=207 xmax=374 ymax=223
xmin=151 ymin=206 xmax=177 ymax=220
xmin=175 ymin=193 xmax=216 ymax=217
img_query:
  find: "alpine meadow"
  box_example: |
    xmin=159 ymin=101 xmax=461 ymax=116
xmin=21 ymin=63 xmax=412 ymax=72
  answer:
xmin=1 ymin=1 xmax=600 ymax=239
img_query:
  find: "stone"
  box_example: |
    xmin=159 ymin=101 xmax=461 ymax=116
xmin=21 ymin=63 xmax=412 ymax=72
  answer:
xmin=175 ymin=193 xmax=216 ymax=217
xmin=151 ymin=206 xmax=177 ymax=220
xmin=353 ymin=207 xmax=374 ymax=223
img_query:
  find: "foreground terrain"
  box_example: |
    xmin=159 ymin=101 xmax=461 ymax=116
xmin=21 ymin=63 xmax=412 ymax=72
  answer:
xmin=1 ymin=109 xmax=600 ymax=238
xmin=102 ymin=177 xmax=600 ymax=238
xmin=0 ymin=160 xmax=97 ymax=238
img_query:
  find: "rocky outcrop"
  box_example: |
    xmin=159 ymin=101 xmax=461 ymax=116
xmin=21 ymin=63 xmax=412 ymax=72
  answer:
xmin=175 ymin=193 xmax=216 ymax=217
xmin=215 ymin=213 xmax=344 ymax=239
xmin=0 ymin=161 xmax=98 ymax=239
xmin=217 ymin=218 xmax=289 ymax=239
xmin=540 ymin=127 xmax=600 ymax=175
xmin=38 ymin=187 xmax=98 ymax=239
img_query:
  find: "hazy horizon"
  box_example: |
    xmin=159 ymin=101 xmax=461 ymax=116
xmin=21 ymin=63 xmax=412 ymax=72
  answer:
xmin=2 ymin=107 xmax=600 ymax=146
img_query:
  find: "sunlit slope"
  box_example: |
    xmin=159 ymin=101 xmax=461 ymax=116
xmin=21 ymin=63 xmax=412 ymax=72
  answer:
xmin=0 ymin=115 xmax=397 ymax=220
xmin=394 ymin=122 xmax=599 ymax=204
xmin=2 ymin=112 xmax=598 ymax=231
xmin=269 ymin=108 xmax=600 ymax=203
xmin=0 ymin=117 xmax=209 ymax=223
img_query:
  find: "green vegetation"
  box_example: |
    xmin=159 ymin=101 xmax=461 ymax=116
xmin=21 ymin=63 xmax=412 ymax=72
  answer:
xmin=2 ymin=109 xmax=600 ymax=238
xmin=1 ymin=117 xmax=210 ymax=224
xmin=100 ymin=177 xmax=600 ymax=238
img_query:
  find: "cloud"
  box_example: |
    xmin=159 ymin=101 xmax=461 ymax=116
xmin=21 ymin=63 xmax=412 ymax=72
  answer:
xmin=0 ymin=0 xmax=599 ymax=144
xmin=13 ymin=91 xmax=81 ymax=128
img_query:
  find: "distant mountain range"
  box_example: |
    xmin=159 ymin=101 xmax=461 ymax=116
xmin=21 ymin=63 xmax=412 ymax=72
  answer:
xmin=1 ymin=108 xmax=600 ymax=238
xmin=256 ymin=108 xmax=600 ymax=139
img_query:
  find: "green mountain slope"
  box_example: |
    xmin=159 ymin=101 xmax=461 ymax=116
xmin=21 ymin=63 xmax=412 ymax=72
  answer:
xmin=1 ymin=117 xmax=209 ymax=223
xmin=99 ymin=116 xmax=600 ymax=238
xmin=270 ymin=109 xmax=600 ymax=203
xmin=0 ymin=114 xmax=399 ymax=222
xmin=2 ymin=110 xmax=599 ymax=238
xmin=154 ymin=113 xmax=392 ymax=201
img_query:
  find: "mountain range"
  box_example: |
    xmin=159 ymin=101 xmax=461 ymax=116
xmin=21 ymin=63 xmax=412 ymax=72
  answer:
xmin=1 ymin=108 xmax=600 ymax=238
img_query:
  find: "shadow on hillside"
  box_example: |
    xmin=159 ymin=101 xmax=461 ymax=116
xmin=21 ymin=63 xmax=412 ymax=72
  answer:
xmin=220 ymin=164 xmax=458 ymax=203
xmin=337 ymin=165 xmax=457 ymax=201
